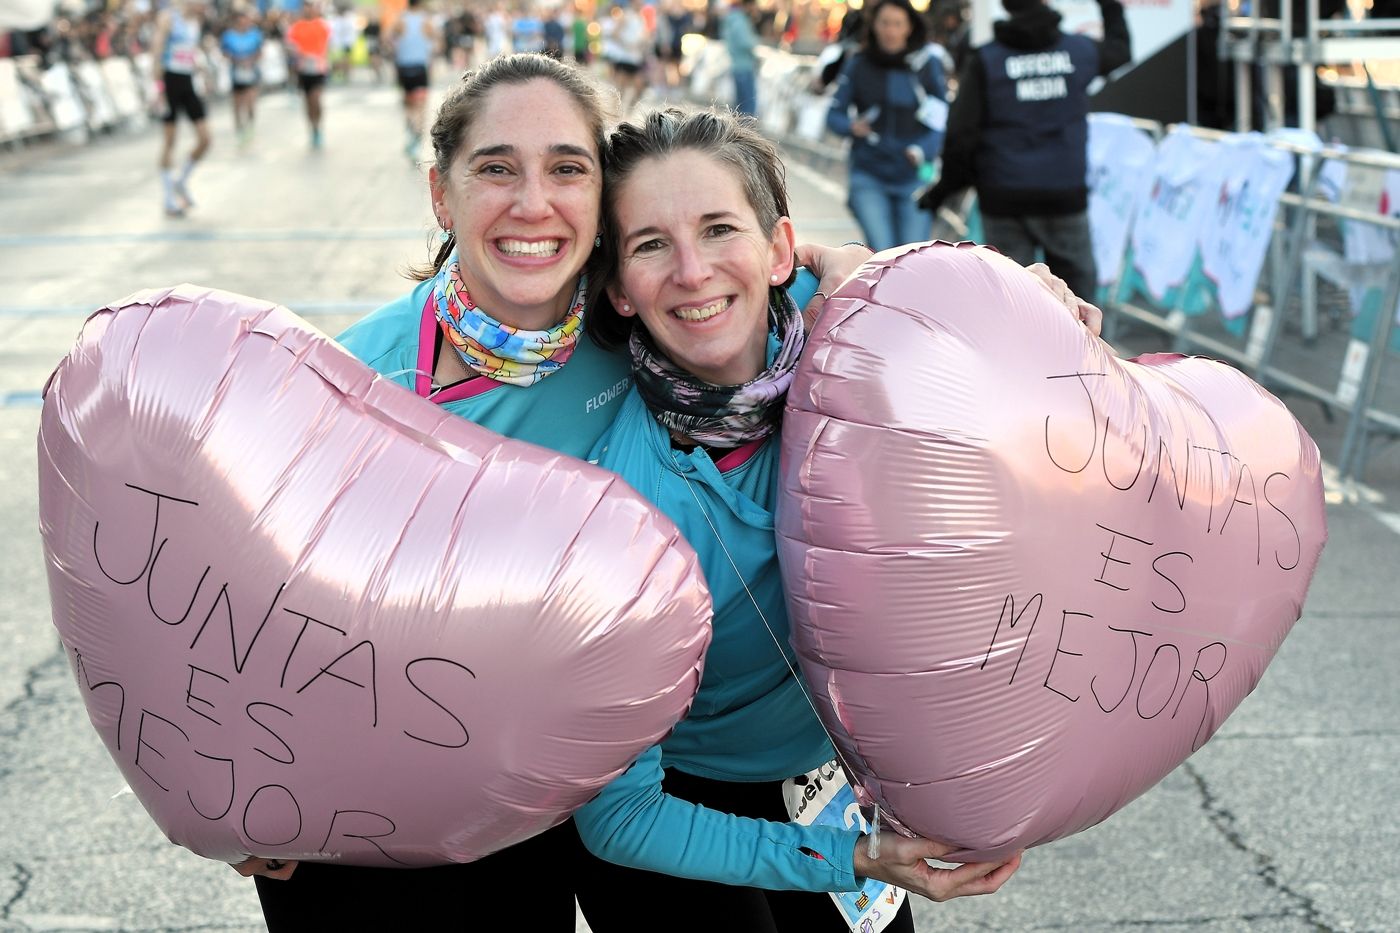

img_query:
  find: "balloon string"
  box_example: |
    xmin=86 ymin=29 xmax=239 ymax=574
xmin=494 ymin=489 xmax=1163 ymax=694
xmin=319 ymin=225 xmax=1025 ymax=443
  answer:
xmin=680 ymin=474 xmax=868 ymax=810
xmin=380 ymin=368 xmax=446 ymax=399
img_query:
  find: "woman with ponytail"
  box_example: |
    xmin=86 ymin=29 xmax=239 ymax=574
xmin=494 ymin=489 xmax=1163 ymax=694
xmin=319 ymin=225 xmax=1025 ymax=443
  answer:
xmin=573 ymin=107 xmax=1025 ymax=933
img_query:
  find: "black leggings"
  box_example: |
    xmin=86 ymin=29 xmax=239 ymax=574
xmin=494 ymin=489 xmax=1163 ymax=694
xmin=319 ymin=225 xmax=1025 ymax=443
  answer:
xmin=253 ymin=819 xmax=585 ymax=931
xmin=574 ymin=769 xmax=917 ymax=933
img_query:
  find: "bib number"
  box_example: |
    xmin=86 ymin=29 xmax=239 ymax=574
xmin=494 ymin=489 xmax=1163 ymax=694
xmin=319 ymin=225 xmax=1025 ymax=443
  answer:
xmin=782 ymin=760 xmax=907 ymax=932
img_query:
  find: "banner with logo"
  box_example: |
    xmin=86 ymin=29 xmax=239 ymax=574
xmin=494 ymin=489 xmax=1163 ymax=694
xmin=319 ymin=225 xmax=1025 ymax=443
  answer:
xmin=1088 ymin=114 xmax=1158 ymax=287
xmin=1129 ymin=127 xmax=1224 ymax=301
xmin=1199 ymin=134 xmax=1296 ymax=318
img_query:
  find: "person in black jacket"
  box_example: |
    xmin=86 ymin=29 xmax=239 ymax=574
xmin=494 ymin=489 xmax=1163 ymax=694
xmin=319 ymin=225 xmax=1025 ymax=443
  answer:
xmin=918 ymin=0 xmax=1129 ymax=300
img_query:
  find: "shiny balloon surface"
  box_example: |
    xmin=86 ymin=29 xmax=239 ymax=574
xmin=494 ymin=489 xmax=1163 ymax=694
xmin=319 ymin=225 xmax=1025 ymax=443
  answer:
xmin=778 ymin=243 xmax=1326 ymax=861
xmin=38 ymin=286 xmax=712 ymax=867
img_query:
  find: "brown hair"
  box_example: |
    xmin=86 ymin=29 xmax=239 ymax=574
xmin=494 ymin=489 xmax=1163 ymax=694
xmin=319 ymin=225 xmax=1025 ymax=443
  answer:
xmin=587 ymin=107 xmax=790 ymax=349
xmin=410 ymin=53 xmax=617 ymax=280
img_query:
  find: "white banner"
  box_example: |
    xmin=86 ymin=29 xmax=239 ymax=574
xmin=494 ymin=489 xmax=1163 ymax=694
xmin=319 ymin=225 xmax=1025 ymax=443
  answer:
xmin=0 ymin=0 xmax=57 ymax=30
xmin=1129 ymin=127 xmax=1223 ymax=301
xmin=0 ymin=58 xmax=36 ymax=139
xmin=39 ymin=63 xmax=86 ymax=133
xmin=1199 ymin=134 xmax=1296 ymax=318
xmin=1087 ymin=114 xmax=1157 ymax=287
xmin=100 ymin=58 xmax=145 ymax=121
xmin=74 ymin=61 xmax=117 ymax=130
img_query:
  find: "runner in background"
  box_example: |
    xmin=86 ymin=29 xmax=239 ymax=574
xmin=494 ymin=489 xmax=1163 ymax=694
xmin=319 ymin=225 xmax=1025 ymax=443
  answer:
xmin=611 ymin=0 xmax=649 ymax=114
xmin=484 ymin=4 xmax=510 ymax=58
xmin=390 ymin=0 xmax=437 ymax=159
xmin=286 ymin=0 xmax=332 ymax=149
xmin=571 ymin=4 xmax=593 ymax=65
xmin=444 ymin=6 xmax=479 ymax=71
xmin=363 ymin=11 xmax=385 ymax=82
xmin=657 ymin=0 xmax=693 ymax=92
xmin=151 ymin=0 xmax=212 ymax=217
xmin=330 ymin=4 xmax=360 ymax=83
xmin=220 ymin=6 xmax=264 ymax=150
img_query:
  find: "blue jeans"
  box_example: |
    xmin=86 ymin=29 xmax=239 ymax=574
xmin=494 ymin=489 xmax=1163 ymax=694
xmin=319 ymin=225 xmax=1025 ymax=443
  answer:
xmin=846 ymin=168 xmax=931 ymax=253
xmin=732 ymin=70 xmax=757 ymax=117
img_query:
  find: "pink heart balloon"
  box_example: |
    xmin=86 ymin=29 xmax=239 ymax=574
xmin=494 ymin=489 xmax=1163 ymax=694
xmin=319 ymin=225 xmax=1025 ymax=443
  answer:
xmin=777 ymin=243 xmax=1326 ymax=862
xmin=38 ymin=286 xmax=711 ymax=867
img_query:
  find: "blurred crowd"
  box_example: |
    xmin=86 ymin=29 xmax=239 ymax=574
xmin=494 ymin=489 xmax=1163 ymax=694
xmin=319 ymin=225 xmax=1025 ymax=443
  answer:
xmin=0 ymin=0 xmax=975 ymax=85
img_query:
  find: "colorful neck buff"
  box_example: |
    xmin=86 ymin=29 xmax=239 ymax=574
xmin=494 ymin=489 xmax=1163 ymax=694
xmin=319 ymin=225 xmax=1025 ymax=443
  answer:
xmin=432 ymin=249 xmax=586 ymax=387
xmin=630 ymin=288 xmax=805 ymax=447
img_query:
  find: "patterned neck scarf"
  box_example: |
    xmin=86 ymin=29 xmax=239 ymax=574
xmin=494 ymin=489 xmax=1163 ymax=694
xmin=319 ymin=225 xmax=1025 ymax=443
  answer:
xmin=630 ymin=288 xmax=805 ymax=447
xmin=432 ymin=249 xmax=586 ymax=387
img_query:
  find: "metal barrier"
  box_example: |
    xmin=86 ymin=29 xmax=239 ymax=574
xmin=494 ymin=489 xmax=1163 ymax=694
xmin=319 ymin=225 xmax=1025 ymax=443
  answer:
xmin=1103 ymin=122 xmax=1400 ymax=481
xmin=1273 ymin=141 xmax=1400 ymax=479
xmin=0 ymin=44 xmax=281 ymax=150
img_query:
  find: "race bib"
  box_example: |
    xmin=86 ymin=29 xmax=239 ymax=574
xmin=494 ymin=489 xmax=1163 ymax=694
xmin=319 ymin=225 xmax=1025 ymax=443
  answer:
xmin=782 ymin=760 xmax=907 ymax=932
xmin=916 ymin=94 xmax=948 ymax=132
xmin=232 ymin=64 xmax=257 ymax=84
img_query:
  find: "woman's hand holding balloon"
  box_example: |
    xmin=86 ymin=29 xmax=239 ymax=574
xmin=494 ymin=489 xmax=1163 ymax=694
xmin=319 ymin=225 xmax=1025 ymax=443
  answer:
xmin=852 ymin=835 xmax=1023 ymax=903
xmin=1025 ymin=261 xmax=1104 ymax=338
xmin=232 ymin=857 xmax=298 ymax=880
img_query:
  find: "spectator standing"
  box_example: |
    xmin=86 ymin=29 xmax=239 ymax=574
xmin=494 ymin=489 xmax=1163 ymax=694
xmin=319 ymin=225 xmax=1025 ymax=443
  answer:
xmin=286 ymin=0 xmax=332 ymax=149
xmin=152 ymin=0 xmax=212 ymax=217
xmin=721 ymin=0 xmax=758 ymax=117
xmin=917 ymin=0 xmax=1129 ymax=300
xmin=220 ymin=6 xmax=264 ymax=149
xmin=826 ymin=0 xmax=947 ymax=252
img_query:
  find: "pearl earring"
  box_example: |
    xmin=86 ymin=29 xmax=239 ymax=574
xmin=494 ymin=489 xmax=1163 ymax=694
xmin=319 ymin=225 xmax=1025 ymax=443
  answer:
xmin=622 ymin=303 xmax=630 ymax=313
xmin=770 ymin=274 xmax=780 ymax=283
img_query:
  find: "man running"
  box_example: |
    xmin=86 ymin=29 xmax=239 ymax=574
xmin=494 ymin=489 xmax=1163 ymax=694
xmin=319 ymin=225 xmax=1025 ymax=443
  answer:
xmin=286 ymin=0 xmax=332 ymax=149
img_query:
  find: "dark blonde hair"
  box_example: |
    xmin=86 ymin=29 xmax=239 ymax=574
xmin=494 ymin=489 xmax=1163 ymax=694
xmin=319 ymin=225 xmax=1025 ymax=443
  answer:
xmin=587 ymin=107 xmax=791 ymax=349
xmin=411 ymin=54 xmax=616 ymax=280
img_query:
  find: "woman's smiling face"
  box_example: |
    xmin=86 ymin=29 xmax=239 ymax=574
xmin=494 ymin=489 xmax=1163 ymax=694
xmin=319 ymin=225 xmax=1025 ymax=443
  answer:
xmin=430 ymin=78 xmax=602 ymax=330
xmin=608 ymin=150 xmax=794 ymax=387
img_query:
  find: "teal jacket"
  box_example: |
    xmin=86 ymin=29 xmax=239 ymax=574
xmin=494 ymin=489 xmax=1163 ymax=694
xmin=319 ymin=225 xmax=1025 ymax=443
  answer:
xmin=336 ymin=278 xmax=631 ymax=459
xmin=574 ymin=387 xmax=861 ymax=892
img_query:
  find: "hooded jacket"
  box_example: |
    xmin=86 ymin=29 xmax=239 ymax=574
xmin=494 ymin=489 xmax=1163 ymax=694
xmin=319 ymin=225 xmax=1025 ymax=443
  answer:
xmin=919 ymin=0 xmax=1130 ymax=217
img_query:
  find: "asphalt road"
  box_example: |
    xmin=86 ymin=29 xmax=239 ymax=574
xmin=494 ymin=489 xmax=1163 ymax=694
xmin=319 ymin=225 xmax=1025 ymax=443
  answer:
xmin=2 ymin=73 xmax=1397 ymax=932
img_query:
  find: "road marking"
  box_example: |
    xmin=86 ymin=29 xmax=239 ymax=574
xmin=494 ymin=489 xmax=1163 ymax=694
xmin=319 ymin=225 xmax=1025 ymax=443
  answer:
xmin=1 ymin=391 xmax=44 ymax=408
xmin=9 ymin=915 xmax=120 ymax=930
xmin=1374 ymin=510 xmax=1400 ymax=538
xmin=785 ymin=158 xmax=848 ymax=201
